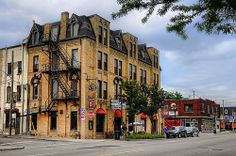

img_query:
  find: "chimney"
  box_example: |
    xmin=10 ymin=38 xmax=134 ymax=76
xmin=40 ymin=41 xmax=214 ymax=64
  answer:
xmin=59 ymin=11 xmax=69 ymax=40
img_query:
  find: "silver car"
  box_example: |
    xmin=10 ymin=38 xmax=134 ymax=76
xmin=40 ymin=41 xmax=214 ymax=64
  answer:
xmin=185 ymin=127 xmax=199 ymax=137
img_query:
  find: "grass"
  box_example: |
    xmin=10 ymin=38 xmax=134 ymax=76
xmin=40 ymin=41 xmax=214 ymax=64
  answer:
xmin=127 ymin=133 xmax=165 ymax=139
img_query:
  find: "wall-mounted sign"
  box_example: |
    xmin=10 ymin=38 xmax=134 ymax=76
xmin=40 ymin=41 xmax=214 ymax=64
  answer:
xmin=88 ymin=99 xmax=95 ymax=109
xmin=110 ymin=100 xmax=128 ymax=110
xmin=80 ymin=108 xmax=86 ymax=121
xmin=168 ymin=111 xmax=179 ymax=116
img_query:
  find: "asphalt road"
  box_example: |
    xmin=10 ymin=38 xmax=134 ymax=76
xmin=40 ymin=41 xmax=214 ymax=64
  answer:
xmin=1 ymin=132 xmax=236 ymax=156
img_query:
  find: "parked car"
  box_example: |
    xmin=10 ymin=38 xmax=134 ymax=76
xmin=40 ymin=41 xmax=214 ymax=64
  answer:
xmin=185 ymin=127 xmax=199 ymax=137
xmin=166 ymin=126 xmax=187 ymax=138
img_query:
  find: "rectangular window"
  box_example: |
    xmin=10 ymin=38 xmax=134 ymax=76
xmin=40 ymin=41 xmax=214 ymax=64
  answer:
xmin=5 ymin=112 xmax=9 ymax=128
xmin=133 ymin=65 xmax=137 ymax=80
xmin=103 ymin=81 xmax=107 ymax=99
xmin=207 ymin=105 xmax=210 ymax=114
xmin=201 ymin=103 xmax=205 ymax=112
xmin=129 ymin=64 xmax=132 ymax=80
xmin=7 ymin=86 xmax=11 ymax=103
xmin=7 ymin=63 xmax=12 ymax=75
xmin=51 ymin=26 xmax=59 ymax=41
xmin=98 ymin=26 xmax=103 ymax=44
xmin=114 ymin=59 xmax=118 ymax=75
xmin=17 ymin=85 xmax=21 ymax=101
xmin=143 ymin=70 xmax=147 ymax=84
xmin=153 ymin=55 xmax=156 ymax=67
xmin=156 ymin=56 xmax=159 ymax=68
xmin=114 ymin=84 xmax=118 ymax=99
xmin=130 ymin=42 xmax=133 ymax=57
xmin=33 ymin=55 xmax=39 ymax=72
xmin=18 ymin=61 xmax=22 ymax=74
xmin=98 ymin=51 xmax=102 ymax=69
xmin=70 ymin=111 xmax=77 ymax=130
xmin=33 ymin=84 xmax=39 ymax=99
xmin=118 ymin=60 xmax=122 ymax=76
xmin=72 ymin=49 xmax=78 ymax=67
xmin=50 ymin=111 xmax=57 ymax=130
xmin=153 ymin=73 xmax=156 ymax=85
xmin=97 ymin=80 xmax=102 ymax=98
xmin=140 ymin=69 xmax=143 ymax=84
xmin=184 ymin=104 xmax=193 ymax=113
xmin=104 ymin=53 xmax=108 ymax=71
xmin=104 ymin=28 xmax=108 ymax=45
xmin=133 ymin=44 xmax=136 ymax=58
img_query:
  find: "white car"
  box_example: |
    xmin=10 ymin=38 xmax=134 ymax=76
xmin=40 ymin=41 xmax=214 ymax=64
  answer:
xmin=185 ymin=127 xmax=199 ymax=137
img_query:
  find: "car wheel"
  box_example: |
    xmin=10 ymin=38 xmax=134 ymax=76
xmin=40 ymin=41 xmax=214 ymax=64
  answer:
xmin=191 ymin=133 xmax=194 ymax=137
xmin=185 ymin=133 xmax=188 ymax=138
xmin=178 ymin=133 xmax=181 ymax=138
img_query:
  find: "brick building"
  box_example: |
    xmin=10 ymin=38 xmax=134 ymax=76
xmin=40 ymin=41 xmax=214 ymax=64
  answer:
xmin=26 ymin=12 xmax=161 ymax=138
xmin=164 ymin=99 xmax=220 ymax=131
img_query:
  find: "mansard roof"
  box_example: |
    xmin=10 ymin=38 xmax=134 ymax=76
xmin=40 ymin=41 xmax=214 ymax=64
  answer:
xmin=138 ymin=44 xmax=152 ymax=66
xmin=110 ymin=30 xmax=128 ymax=55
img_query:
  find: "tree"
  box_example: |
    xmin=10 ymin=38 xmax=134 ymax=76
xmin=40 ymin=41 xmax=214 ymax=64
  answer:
xmin=139 ymin=85 xmax=166 ymax=133
xmin=165 ymin=91 xmax=183 ymax=100
xmin=112 ymin=0 xmax=236 ymax=39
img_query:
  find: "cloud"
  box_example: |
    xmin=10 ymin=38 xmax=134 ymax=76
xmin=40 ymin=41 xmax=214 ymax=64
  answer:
xmin=0 ymin=0 xmax=236 ymax=106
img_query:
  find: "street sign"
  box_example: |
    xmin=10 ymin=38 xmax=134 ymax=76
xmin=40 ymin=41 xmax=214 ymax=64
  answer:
xmin=80 ymin=108 xmax=86 ymax=121
xmin=110 ymin=100 xmax=128 ymax=110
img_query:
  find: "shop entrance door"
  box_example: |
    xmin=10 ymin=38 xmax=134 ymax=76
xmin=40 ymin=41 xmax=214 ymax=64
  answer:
xmin=96 ymin=114 xmax=105 ymax=132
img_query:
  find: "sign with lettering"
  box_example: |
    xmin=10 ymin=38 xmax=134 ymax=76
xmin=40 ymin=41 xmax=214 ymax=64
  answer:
xmin=80 ymin=108 xmax=86 ymax=121
xmin=110 ymin=100 xmax=128 ymax=110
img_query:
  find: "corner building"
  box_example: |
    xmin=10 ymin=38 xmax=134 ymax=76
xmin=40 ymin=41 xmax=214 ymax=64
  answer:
xmin=27 ymin=12 xmax=161 ymax=138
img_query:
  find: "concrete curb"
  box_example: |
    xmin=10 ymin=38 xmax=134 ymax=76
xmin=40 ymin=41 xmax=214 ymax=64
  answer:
xmin=0 ymin=146 xmax=24 ymax=151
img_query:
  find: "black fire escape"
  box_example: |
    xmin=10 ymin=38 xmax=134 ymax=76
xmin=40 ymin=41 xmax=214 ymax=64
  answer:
xmin=42 ymin=33 xmax=80 ymax=112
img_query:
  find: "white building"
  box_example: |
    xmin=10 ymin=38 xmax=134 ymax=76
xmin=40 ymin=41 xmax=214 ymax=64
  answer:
xmin=0 ymin=41 xmax=28 ymax=135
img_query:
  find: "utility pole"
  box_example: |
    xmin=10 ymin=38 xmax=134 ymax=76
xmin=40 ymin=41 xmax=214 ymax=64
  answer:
xmin=193 ymin=90 xmax=195 ymax=99
xmin=9 ymin=50 xmax=14 ymax=136
xmin=232 ymin=109 xmax=234 ymax=131
xmin=222 ymin=100 xmax=225 ymax=131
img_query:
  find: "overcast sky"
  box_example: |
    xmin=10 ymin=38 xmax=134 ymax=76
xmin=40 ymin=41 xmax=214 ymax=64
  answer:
xmin=0 ymin=0 xmax=235 ymax=106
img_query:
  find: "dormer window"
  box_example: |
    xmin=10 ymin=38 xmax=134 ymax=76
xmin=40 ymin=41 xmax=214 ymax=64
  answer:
xmin=141 ymin=50 xmax=145 ymax=59
xmin=71 ymin=22 xmax=79 ymax=37
xmin=115 ymin=37 xmax=121 ymax=49
xmin=32 ymin=31 xmax=40 ymax=45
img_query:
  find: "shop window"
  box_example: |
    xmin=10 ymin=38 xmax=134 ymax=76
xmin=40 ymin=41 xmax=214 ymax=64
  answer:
xmin=71 ymin=111 xmax=77 ymax=130
xmin=5 ymin=112 xmax=9 ymax=128
xmin=184 ymin=104 xmax=193 ymax=113
xmin=50 ymin=111 xmax=57 ymax=130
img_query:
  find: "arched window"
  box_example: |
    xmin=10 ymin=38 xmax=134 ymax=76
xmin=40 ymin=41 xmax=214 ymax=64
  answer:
xmin=71 ymin=22 xmax=79 ymax=37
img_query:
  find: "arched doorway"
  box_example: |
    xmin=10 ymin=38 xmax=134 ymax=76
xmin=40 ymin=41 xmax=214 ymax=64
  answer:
xmin=114 ymin=109 xmax=122 ymax=132
xmin=96 ymin=108 xmax=105 ymax=133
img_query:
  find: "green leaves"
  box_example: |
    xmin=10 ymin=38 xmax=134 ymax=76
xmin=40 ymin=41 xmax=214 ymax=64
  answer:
xmin=113 ymin=0 xmax=236 ymax=39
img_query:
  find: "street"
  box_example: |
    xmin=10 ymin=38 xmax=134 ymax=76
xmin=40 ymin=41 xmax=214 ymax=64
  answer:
xmin=1 ymin=132 xmax=236 ymax=156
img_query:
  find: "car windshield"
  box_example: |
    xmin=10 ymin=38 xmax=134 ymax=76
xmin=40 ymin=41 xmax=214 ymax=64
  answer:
xmin=170 ymin=127 xmax=176 ymax=130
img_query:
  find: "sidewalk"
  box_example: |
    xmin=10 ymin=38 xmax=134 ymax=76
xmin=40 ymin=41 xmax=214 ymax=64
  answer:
xmin=0 ymin=145 xmax=24 ymax=151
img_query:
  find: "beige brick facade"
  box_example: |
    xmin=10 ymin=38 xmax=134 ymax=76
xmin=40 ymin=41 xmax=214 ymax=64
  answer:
xmin=27 ymin=12 xmax=162 ymax=139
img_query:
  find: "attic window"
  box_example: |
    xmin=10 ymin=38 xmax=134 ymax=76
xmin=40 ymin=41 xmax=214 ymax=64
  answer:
xmin=115 ymin=37 xmax=121 ymax=49
xmin=32 ymin=31 xmax=40 ymax=45
xmin=141 ymin=50 xmax=145 ymax=59
xmin=71 ymin=22 xmax=79 ymax=37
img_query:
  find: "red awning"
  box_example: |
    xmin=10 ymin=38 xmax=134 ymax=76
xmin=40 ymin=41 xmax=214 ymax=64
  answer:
xmin=114 ymin=109 xmax=121 ymax=118
xmin=153 ymin=115 xmax=158 ymax=120
xmin=96 ymin=108 xmax=106 ymax=114
xmin=140 ymin=113 xmax=147 ymax=119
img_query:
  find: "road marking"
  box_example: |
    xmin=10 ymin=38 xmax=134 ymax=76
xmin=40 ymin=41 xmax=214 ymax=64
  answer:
xmin=26 ymin=152 xmax=57 ymax=156
xmin=100 ymin=149 xmax=144 ymax=156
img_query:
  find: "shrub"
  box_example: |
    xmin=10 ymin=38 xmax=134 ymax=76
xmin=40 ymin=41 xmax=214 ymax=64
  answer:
xmin=127 ymin=133 xmax=164 ymax=139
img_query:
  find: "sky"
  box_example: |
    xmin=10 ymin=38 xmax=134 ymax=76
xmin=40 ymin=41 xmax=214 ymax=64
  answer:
xmin=0 ymin=0 xmax=235 ymax=106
